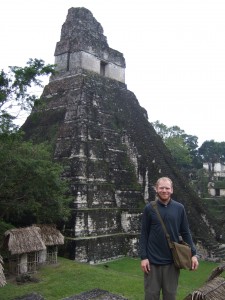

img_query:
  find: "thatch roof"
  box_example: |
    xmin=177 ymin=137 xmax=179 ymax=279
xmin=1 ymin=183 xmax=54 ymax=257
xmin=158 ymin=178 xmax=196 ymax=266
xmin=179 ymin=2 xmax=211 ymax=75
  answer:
xmin=0 ymin=255 xmax=6 ymax=287
xmin=184 ymin=264 xmax=225 ymax=300
xmin=187 ymin=277 xmax=225 ymax=300
xmin=206 ymin=263 xmax=225 ymax=282
xmin=4 ymin=226 xmax=46 ymax=255
xmin=34 ymin=224 xmax=64 ymax=246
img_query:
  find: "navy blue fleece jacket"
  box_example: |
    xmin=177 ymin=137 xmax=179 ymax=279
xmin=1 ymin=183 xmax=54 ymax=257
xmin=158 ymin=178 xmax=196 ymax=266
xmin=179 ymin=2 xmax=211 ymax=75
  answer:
xmin=139 ymin=199 xmax=197 ymax=265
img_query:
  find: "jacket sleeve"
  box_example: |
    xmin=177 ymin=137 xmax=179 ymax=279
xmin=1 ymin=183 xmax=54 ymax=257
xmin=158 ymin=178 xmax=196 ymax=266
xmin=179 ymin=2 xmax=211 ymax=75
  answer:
xmin=139 ymin=204 xmax=151 ymax=260
xmin=180 ymin=207 xmax=197 ymax=256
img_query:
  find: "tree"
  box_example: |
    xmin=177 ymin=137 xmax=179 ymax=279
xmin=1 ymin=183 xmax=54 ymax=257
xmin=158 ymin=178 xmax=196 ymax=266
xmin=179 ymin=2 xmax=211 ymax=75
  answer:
xmin=199 ymin=140 xmax=225 ymax=164
xmin=152 ymin=120 xmax=202 ymax=175
xmin=0 ymin=132 xmax=71 ymax=226
xmin=0 ymin=58 xmax=55 ymax=133
xmin=0 ymin=59 xmax=71 ymax=227
xmin=165 ymin=136 xmax=192 ymax=167
xmin=199 ymin=140 xmax=225 ymax=180
xmin=152 ymin=120 xmax=169 ymax=139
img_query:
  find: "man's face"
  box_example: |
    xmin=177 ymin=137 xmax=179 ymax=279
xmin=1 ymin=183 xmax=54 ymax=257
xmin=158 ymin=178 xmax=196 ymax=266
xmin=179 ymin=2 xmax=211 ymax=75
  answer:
xmin=155 ymin=179 xmax=173 ymax=202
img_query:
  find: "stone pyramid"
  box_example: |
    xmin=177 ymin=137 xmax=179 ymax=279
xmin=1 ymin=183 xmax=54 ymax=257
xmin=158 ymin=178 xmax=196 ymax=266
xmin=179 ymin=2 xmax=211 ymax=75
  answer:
xmin=22 ymin=7 xmax=220 ymax=262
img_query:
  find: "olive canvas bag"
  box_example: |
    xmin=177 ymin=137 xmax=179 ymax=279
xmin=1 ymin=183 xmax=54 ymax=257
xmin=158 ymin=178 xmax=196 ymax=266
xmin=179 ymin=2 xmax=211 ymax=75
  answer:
xmin=151 ymin=200 xmax=192 ymax=270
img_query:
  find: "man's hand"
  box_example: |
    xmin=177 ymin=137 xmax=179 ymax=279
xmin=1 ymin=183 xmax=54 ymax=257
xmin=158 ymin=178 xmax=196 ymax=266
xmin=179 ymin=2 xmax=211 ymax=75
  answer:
xmin=141 ymin=259 xmax=150 ymax=273
xmin=191 ymin=256 xmax=199 ymax=270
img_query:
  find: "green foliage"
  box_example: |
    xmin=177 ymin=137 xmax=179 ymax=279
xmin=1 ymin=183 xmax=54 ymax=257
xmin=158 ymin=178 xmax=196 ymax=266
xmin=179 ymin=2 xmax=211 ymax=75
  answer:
xmin=199 ymin=140 xmax=225 ymax=181
xmin=199 ymin=140 xmax=225 ymax=164
xmin=0 ymin=132 xmax=71 ymax=226
xmin=0 ymin=219 xmax=14 ymax=249
xmin=0 ymin=59 xmax=70 ymax=227
xmin=0 ymin=58 xmax=55 ymax=133
xmin=0 ymin=257 xmax=219 ymax=300
xmin=0 ymin=220 xmax=14 ymax=235
xmin=214 ymin=180 xmax=225 ymax=189
xmin=165 ymin=136 xmax=192 ymax=167
xmin=152 ymin=120 xmax=202 ymax=174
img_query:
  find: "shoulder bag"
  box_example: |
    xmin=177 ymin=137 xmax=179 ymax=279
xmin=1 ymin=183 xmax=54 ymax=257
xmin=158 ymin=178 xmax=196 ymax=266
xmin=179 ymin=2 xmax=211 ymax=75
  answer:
xmin=151 ymin=200 xmax=192 ymax=270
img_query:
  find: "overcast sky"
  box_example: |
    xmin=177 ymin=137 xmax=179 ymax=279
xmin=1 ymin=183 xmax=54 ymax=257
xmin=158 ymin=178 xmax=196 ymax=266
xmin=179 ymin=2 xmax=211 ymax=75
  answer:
xmin=1 ymin=0 xmax=225 ymax=146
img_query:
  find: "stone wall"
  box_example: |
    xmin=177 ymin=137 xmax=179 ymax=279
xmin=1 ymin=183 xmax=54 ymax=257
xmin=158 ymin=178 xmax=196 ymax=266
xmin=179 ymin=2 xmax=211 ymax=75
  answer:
xmin=64 ymin=234 xmax=139 ymax=263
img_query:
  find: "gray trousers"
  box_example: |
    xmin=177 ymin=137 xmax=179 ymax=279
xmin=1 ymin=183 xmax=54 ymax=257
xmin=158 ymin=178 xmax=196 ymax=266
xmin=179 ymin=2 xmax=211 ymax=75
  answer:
xmin=144 ymin=264 xmax=180 ymax=300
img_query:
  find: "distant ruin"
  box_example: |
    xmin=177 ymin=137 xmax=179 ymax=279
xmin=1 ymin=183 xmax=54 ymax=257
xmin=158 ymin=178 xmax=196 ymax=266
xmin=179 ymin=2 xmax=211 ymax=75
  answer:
xmin=22 ymin=7 xmax=222 ymax=263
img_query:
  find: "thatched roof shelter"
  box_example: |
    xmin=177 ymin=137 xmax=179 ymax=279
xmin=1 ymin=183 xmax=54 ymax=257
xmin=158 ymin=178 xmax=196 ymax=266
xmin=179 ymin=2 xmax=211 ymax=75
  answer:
xmin=4 ymin=226 xmax=46 ymax=255
xmin=0 ymin=255 xmax=6 ymax=287
xmin=34 ymin=224 xmax=64 ymax=246
xmin=184 ymin=264 xmax=225 ymax=300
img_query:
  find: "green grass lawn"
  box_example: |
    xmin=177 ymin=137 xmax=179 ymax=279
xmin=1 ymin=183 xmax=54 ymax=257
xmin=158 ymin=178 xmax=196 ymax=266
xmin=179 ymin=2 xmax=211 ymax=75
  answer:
xmin=0 ymin=257 xmax=220 ymax=300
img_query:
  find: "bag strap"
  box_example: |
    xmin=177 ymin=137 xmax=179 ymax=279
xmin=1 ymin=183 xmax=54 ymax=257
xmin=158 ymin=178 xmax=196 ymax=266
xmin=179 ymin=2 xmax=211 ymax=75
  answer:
xmin=151 ymin=200 xmax=173 ymax=249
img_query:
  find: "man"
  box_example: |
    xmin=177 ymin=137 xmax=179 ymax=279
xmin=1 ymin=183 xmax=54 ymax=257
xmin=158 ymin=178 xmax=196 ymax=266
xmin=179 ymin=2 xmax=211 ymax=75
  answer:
xmin=140 ymin=177 xmax=198 ymax=300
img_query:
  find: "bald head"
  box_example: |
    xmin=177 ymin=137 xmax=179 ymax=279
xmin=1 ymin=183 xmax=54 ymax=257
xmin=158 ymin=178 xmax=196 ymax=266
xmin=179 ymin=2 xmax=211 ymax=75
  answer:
xmin=155 ymin=177 xmax=173 ymax=203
